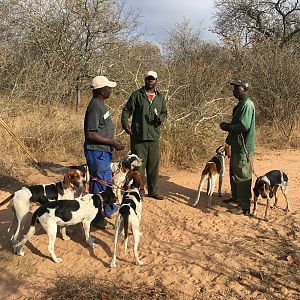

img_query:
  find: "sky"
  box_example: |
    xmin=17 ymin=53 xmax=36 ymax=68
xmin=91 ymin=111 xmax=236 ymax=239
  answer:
xmin=124 ymin=0 xmax=218 ymax=44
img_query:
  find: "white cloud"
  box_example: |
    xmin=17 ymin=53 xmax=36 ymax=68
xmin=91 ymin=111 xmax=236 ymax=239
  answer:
xmin=124 ymin=0 xmax=218 ymax=42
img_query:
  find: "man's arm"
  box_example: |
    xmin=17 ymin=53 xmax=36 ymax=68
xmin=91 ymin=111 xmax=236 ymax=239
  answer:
xmin=86 ymin=131 xmax=124 ymax=151
xmin=121 ymin=92 xmax=135 ymax=134
xmin=220 ymin=102 xmax=254 ymax=134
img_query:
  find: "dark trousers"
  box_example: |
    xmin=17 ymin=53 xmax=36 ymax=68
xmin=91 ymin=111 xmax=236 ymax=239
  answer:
xmin=131 ymin=139 xmax=160 ymax=195
xmin=84 ymin=149 xmax=112 ymax=222
xmin=230 ymin=151 xmax=253 ymax=210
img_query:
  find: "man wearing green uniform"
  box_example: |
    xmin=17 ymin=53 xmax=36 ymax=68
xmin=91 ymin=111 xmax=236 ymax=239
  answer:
xmin=121 ymin=71 xmax=168 ymax=200
xmin=220 ymin=80 xmax=256 ymax=215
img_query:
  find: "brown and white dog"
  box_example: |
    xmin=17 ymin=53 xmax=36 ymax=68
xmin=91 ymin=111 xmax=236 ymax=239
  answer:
xmin=0 ymin=168 xmax=86 ymax=249
xmin=15 ymin=190 xmax=116 ymax=263
xmin=192 ymin=145 xmax=230 ymax=208
xmin=252 ymin=170 xmax=289 ymax=221
xmin=111 ymin=153 xmax=143 ymax=203
xmin=110 ymin=171 xmax=144 ymax=268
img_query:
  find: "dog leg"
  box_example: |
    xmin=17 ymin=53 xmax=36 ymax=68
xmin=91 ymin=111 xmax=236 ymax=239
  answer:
xmin=252 ymin=196 xmax=258 ymax=217
xmin=110 ymin=216 xmax=122 ymax=268
xmin=15 ymin=225 xmax=36 ymax=256
xmin=132 ymin=220 xmax=143 ymax=266
xmin=82 ymin=220 xmax=96 ymax=248
xmin=281 ymin=185 xmax=289 ymax=212
xmin=11 ymin=207 xmax=30 ymax=247
xmin=60 ymin=227 xmax=71 ymax=241
xmin=45 ymin=222 xmax=62 ymax=263
xmin=272 ymin=186 xmax=279 ymax=209
xmin=207 ymin=175 xmax=216 ymax=208
xmin=218 ymin=175 xmax=223 ymax=197
xmin=193 ymin=174 xmax=207 ymax=207
xmin=264 ymin=197 xmax=271 ymax=221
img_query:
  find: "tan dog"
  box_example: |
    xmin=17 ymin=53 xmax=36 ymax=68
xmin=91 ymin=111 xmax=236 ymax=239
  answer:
xmin=193 ymin=145 xmax=230 ymax=208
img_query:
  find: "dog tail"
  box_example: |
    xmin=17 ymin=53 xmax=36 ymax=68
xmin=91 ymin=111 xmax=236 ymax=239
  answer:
xmin=0 ymin=194 xmax=14 ymax=206
xmin=119 ymin=205 xmax=130 ymax=254
xmin=15 ymin=207 xmax=39 ymax=249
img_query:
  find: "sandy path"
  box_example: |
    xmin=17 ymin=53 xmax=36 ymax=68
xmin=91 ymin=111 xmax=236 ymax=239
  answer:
xmin=0 ymin=146 xmax=299 ymax=299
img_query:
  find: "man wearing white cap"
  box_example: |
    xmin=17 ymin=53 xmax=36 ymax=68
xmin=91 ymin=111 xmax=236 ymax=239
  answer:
xmin=121 ymin=71 xmax=168 ymax=200
xmin=84 ymin=76 xmax=124 ymax=228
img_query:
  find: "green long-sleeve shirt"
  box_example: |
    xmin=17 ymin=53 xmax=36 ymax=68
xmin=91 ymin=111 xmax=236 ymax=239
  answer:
xmin=121 ymin=87 xmax=168 ymax=141
xmin=225 ymin=97 xmax=256 ymax=153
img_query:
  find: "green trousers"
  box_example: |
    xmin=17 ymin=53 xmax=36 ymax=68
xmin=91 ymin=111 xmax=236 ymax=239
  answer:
xmin=230 ymin=151 xmax=253 ymax=210
xmin=131 ymin=139 xmax=160 ymax=195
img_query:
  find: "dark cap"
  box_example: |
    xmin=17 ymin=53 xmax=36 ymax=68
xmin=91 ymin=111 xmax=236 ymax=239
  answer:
xmin=230 ymin=79 xmax=249 ymax=89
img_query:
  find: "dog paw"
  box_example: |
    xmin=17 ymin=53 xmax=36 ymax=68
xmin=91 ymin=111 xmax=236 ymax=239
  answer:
xmin=55 ymin=258 xmax=63 ymax=263
xmin=264 ymin=217 xmax=269 ymax=222
xmin=110 ymin=262 xmax=116 ymax=268
xmin=136 ymin=260 xmax=144 ymax=266
xmin=87 ymin=238 xmax=97 ymax=248
xmin=62 ymin=235 xmax=71 ymax=241
xmin=17 ymin=249 xmax=25 ymax=256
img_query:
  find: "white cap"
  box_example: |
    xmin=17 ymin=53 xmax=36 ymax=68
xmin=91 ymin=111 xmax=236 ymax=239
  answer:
xmin=145 ymin=71 xmax=157 ymax=79
xmin=91 ymin=76 xmax=117 ymax=90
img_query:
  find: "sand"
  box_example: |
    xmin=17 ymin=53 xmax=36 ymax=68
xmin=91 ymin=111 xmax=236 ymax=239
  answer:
xmin=0 ymin=146 xmax=299 ymax=299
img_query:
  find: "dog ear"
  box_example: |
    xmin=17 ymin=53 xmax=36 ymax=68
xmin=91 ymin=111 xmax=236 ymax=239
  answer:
xmin=92 ymin=194 xmax=102 ymax=208
xmin=215 ymin=146 xmax=222 ymax=153
xmin=63 ymin=170 xmax=73 ymax=189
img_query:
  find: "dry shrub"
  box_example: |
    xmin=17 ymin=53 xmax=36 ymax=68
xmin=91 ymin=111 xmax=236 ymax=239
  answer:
xmin=37 ymin=275 xmax=176 ymax=300
xmin=0 ymin=103 xmax=85 ymax=177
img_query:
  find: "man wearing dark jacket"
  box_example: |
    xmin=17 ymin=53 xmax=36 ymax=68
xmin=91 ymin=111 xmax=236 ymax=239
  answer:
xmin=220 ymin=80 xmax=256 ymax=215
xmin=121 ymin=71 xmax=168 ymax=200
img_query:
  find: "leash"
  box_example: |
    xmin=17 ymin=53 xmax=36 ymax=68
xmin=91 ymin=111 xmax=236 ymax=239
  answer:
xmin=240 ymin=134 xmax=259 ymax=178
xmin=91 ymin=176 xmax=125 ymax=191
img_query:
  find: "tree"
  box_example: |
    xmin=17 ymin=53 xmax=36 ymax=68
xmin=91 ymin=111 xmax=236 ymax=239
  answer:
xmin=214 ymin=0 xmax=300 ymax=47
xmin=0 ymin=0 xmax=139 ymax=107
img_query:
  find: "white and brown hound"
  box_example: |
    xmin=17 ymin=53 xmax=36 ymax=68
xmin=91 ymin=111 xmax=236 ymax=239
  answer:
xmin=193 ymin=145 xmax=230 ymax=208
xmin=111 ymin=153 xmax=143 ymax=203
xmin=252 ymin=170 xmax=289 ymax=221
xmin=110 ymin=171 xmax=144 ymax=268
xmin=15 ymin=190 xmax=116 ymax=263
xmin=0 ymin=168 xmax=86 ymax=249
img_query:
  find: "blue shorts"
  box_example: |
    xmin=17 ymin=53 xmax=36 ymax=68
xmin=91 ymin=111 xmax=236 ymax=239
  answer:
xmin=85 ymin=150 xmax=118 ymax=222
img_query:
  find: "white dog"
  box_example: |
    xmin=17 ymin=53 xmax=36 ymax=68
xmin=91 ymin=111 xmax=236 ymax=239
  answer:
xmin=110 ymin=171 xmax=144 ymax=268
xmin=15 ymin=190 xmax=116 ymax=263
xmin=0 ymin=168 xmax=86 ymax=249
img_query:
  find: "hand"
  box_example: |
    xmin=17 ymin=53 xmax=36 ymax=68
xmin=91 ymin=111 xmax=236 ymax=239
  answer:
xmin=154 ymin=113 xmax=162 ymax=126
xmin=122 ymin=122 xmax=132 ymax=135
xmin=113 ymin=140 xmax=125 ymax=151
xmin=220 ymin=122 xmax=231 ymax=132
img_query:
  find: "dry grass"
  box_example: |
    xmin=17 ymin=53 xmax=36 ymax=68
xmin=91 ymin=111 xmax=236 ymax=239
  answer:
xmin=34 ymin=275 xmax=176 ymax=300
